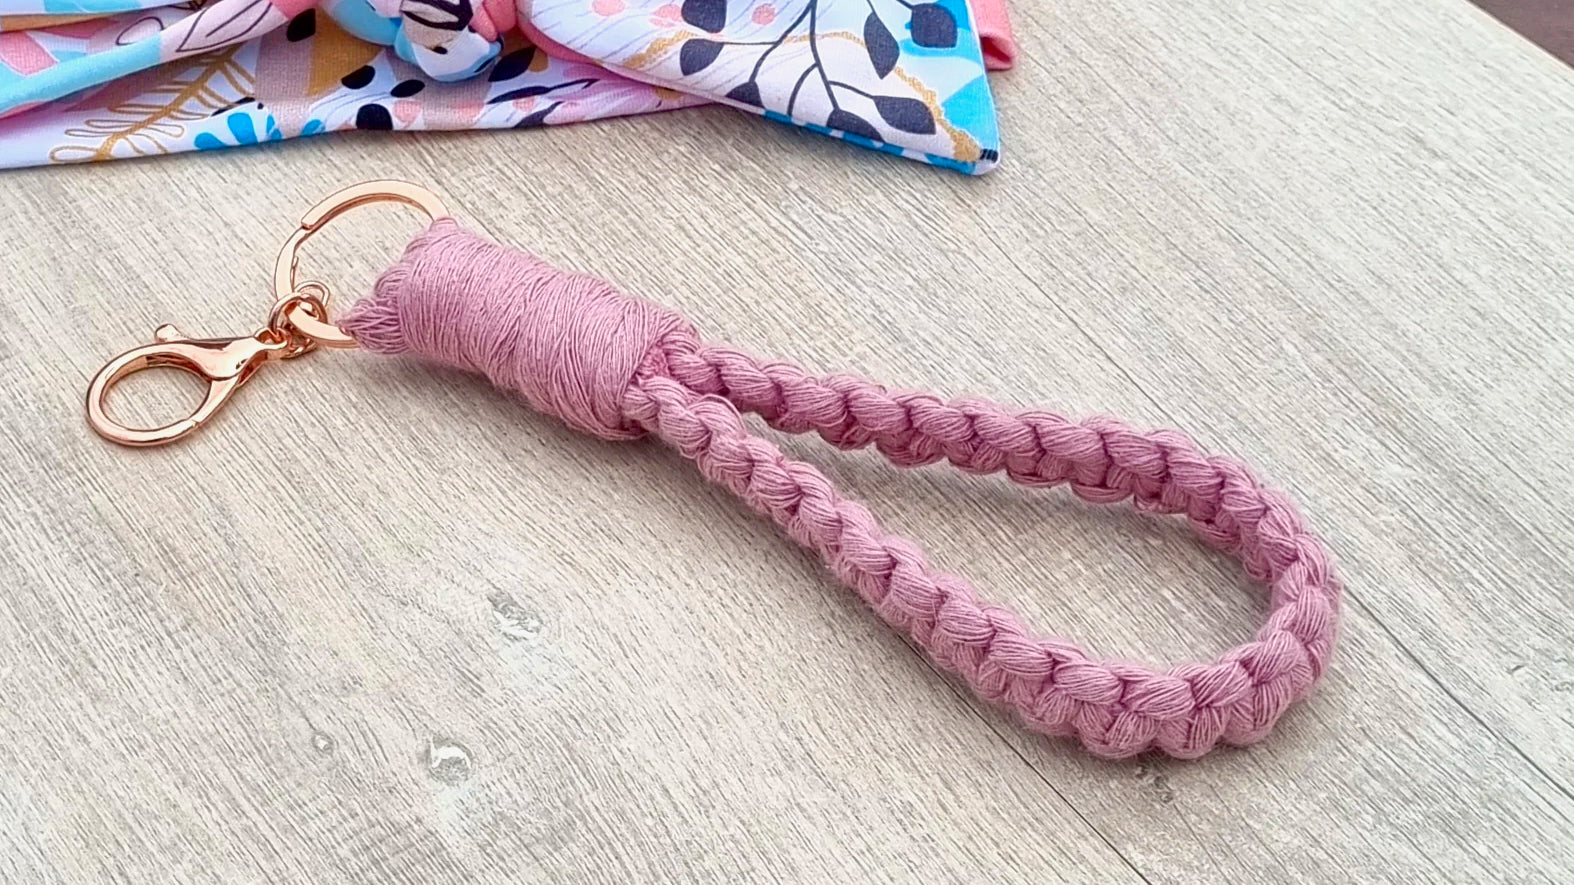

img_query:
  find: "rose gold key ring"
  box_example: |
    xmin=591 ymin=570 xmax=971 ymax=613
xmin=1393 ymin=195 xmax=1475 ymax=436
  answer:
xmin=86 ymin=180 xmax=449 ymax=446
xmin=272 ymin=179 xmax=449 ymax=347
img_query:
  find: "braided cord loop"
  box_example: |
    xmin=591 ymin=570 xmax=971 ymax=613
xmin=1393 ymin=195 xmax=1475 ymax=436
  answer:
xmin=344 ymin=221 xmax=1342 ymax=759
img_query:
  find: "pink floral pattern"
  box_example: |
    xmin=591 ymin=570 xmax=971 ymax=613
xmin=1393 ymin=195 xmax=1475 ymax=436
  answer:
xmin=0 ymin=0 xmax=1013 ymax=171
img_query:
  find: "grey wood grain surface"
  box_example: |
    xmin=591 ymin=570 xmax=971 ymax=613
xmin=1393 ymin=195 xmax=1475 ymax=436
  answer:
xmin=2 ymin=0 xmax=1572 ymax=881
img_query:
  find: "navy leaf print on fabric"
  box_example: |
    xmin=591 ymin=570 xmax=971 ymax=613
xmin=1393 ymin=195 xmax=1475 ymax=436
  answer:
xmin=514 ymin=103 xmax=559 ymax=127
xmin=863 ymin=13 xmax=899 ymax=78
xmin=726 ymin=81 xmax=762 ymax=106
xmin=909 ymin=3 xmax=957 ymax=49
xmin=341 ymin=65 xmax=375 ymax=89
xmin=489 ymin=48 xmax=534 ymax=82
xmin=488 ymin=84 xmax=553 ymax=103
xmin=873 ymin=96 xmax=935 ymax=133
xmin=696 ymin=0 xmax=955 ymax=156
xmin=285 ymin=9 xmax=314 ymax=41
xmin=681 ymin=0 xmax=728 ymax=32
xmin=679 ymin=39 xmax=725 ymax=75
xmin=827 ymin=109 xmax=880 ymax=141
xmin=490 ymin=77 xmax=595 ymax=105
xmin=354 ymin=104 xmax=393 ymax=130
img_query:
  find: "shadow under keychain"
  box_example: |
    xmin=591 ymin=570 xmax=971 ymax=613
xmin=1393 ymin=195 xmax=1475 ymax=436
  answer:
xmin=87 ymin=181 xmax=1341 ymax=760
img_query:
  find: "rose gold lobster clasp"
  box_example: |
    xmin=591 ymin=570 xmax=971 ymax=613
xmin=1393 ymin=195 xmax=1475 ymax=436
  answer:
xmin=84 ymin=323 xmax=298 ymax=447
xmin=86 ymin=180 xmax=449 ymax=447
xmin=86 ymin=282 xmax=337 ymax=446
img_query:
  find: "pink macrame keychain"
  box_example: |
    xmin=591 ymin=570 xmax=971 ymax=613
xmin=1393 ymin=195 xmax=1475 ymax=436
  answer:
xmin=88 ymin=181 xmax=1341 ymax=760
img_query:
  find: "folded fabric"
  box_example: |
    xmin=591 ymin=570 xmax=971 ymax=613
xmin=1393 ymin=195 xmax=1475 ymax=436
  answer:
xmin=0 ymin=0 xmax=1011 ymax=172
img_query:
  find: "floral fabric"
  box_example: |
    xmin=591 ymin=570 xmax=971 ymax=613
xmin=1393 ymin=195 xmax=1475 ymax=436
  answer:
xmin=0 ymin=0 xmax=1011 ymax=172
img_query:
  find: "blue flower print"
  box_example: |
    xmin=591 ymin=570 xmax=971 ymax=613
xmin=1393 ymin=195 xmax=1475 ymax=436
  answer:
xmin=194 ymin=108 xmax=283 ymax=151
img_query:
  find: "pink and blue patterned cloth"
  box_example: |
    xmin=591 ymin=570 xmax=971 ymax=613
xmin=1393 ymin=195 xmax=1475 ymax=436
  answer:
xmin=0 ymin=0 xmax=1014 ymax=171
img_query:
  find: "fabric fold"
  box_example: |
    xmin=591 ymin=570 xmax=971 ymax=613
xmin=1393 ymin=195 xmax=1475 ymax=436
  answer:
xmin=0 ymin=0 xmax=1013 ymax=172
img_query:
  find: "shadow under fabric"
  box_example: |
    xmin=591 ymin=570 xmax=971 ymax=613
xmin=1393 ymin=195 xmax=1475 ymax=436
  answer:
xmin=0 ymin=0 xmax=1015 ymax=172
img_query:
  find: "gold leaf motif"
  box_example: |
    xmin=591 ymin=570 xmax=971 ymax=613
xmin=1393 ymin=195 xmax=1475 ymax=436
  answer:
xmin=48 ymin=46 xmax=253 ymax=164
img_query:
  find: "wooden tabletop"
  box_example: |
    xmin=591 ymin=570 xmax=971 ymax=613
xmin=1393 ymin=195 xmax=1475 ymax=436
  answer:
xmin=2 ymin=0 xmax=1572 ymax=881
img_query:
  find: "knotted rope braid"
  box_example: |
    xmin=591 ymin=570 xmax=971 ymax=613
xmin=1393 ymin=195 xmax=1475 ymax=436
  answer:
xmin=341 ymin=219 xmax=1341 ymax=759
